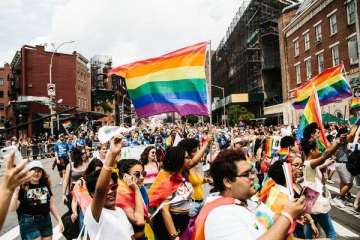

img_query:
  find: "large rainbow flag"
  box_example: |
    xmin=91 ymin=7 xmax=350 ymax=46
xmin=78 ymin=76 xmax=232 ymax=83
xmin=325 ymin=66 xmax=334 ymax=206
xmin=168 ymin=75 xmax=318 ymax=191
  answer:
xmin=110 ymin=42 xmax=209 ymax=118
xmin=293 ymin=65 xmax=352 ymax=109
xmin=296 ymin=91 xmax=328 ymax=150
xmin=351 ymin=98 xmax=360 ymax=112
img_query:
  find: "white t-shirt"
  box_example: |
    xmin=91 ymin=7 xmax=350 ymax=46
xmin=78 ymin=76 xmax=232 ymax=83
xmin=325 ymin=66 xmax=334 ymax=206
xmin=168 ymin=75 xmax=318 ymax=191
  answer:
xmin=84 ymin=206 xmax=134 ymax=240
xmin=204 ymin=195 xmax=266 ymax=240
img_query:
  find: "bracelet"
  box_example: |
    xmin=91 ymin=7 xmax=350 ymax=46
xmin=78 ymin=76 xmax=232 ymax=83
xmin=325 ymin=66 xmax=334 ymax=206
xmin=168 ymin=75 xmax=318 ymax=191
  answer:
xmin=169 ymin=232 xmax=179 ymax=240
xmin=281 ymin=211 xmax=293 ymax=226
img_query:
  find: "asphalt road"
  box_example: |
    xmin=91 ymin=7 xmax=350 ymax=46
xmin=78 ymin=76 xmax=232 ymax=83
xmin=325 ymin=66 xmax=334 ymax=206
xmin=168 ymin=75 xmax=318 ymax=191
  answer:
xmin=0 ymin=159 xmax=359 ymax=240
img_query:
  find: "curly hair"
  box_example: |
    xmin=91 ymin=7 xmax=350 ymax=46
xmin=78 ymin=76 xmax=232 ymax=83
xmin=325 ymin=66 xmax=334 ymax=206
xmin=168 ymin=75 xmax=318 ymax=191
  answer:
xmin=23 ymin=168 xmax=52 ymax=190
xmin=162 ymin=146 xmax=186 ymax=173
xmin=140 ymin=146 xmax=156 ymax=165
xmin=210 ymin=149 xmax=246 ymax=192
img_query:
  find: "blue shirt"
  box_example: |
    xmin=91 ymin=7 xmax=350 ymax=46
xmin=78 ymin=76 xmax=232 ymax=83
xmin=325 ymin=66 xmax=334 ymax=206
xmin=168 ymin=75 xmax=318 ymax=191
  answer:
xmin=54 ymin=141 xmax=69 ymax=158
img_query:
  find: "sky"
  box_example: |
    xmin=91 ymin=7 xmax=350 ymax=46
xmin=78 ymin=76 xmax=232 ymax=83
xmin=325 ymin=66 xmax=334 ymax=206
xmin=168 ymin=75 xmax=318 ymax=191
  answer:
xmin=0 ymin=0 xmax=245 ymax=66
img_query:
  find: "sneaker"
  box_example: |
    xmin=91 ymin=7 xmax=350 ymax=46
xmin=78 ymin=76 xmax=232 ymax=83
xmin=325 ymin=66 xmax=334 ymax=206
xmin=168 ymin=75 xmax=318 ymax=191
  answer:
xmin=327 ymin=179 xmax=335 ymax=184
xmin=332 ymin=197 xmax=346 ymax=208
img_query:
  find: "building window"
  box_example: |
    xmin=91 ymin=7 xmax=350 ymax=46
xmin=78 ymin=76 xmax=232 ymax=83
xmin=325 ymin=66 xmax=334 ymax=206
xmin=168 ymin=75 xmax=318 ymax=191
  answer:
xmin=331 ymin=45 xmax=340 ymax=66
xmin=0 ymin=79 xmax=3 ymax=86
xmin=317 ymin=53 xmax=325 ymax=73
xmin=329 ymin=14 xmax=337 ymax=35
xmin=0 ymin=91 xmax=3 ymax=98
xmin=305 ymin=59 xmax=312 ymax=80
xmin=0 ymin=103 xmax=4 ymax=111
xmin=295 ymin=64 xmax=301 ymax=84
xmin=315 ymin=24 xmax=322 ymax=42
xmin=304 ymin=33 xmax=310 ymax=51
xmin=348 ymin=35 xmax=359 ymax=65
xmin=347 ymin=0 xmax=356 ymax=25
xmin=294 ymin=40 xmax=299 ymax=57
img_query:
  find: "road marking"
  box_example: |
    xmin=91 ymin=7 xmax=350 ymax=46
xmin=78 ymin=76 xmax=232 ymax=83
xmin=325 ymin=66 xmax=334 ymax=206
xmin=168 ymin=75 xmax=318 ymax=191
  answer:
xmin=0 ymin=225 xmax=62 ymax=240
xmin=333 ymin=220 xmax=360 ymax=238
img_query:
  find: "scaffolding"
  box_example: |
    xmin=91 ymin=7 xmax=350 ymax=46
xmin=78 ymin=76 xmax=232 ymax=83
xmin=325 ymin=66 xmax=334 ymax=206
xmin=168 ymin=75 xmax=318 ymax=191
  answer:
xmin=212 ymin=0 xmax=299 ymax=117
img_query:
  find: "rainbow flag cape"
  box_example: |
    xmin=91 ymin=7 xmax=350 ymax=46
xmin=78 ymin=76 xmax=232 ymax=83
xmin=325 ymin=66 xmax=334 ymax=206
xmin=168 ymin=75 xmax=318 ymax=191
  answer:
xmin=148 ymin=170 xmax=183 ymax=209
xmin=110 ymin=42 xmax=209 ymax=118
xmin=293 ymin=65 xmax=352 ymax=109
xmin=116 ymin=180 xmax=149 ymax=216
xmin=351 ymin=98 xmax=360 ymax=112
xmin=72 ymin=184 xmax=92 ymax=213
xmin=296 ymin=91 xmax=328 ymax=150
xmin=265 ymin=184 xmax=291 ymax=214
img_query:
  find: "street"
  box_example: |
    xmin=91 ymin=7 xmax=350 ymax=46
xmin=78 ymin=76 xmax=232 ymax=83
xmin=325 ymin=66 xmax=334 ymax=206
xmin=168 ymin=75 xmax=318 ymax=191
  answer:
xmin=0 ymin=158 xmax=360 ymax=240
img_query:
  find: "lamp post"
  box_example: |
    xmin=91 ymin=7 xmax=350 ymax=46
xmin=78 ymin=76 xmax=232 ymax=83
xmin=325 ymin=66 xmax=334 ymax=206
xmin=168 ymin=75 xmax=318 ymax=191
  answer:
xmin=211 ymin=84 xmax=226 ymax=127
xmin=48 ymin=41 xmax=75 ymax=136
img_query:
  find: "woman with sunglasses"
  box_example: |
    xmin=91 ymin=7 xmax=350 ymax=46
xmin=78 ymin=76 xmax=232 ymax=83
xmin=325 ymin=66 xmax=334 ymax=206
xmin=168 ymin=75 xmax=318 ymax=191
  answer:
xmin=9 ymin=160 xmax=64 ymax=240
xmin=83 ymin=135 xmax=134 ymax=240
xmin=140 ymin=146 xmax=159 ymax=189
xmin=117 ymin=159 xmax=149 ymax=239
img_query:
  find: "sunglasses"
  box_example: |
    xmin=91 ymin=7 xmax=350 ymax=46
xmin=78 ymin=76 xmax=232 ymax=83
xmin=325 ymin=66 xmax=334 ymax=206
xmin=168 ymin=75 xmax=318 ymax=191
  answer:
xmin=107 ymin=183 xmax=118 ymax=192
xmin=132 ymin=171 xmax=146 ymax=179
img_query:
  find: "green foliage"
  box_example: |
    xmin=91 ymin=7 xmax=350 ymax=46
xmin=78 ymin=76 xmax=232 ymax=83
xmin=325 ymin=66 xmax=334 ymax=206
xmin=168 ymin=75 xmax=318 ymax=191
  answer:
xmin=227 ymin=105 xmax=255 ymax=125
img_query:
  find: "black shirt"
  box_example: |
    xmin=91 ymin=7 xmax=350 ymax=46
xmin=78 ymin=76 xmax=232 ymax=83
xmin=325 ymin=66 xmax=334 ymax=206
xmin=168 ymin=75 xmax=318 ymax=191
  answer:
xmin=17 ymin=183 xmax=53 ymax=216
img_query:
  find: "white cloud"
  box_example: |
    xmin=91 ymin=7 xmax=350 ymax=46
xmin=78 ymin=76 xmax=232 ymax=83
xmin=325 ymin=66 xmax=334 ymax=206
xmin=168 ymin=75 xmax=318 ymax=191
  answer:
xmin=0 ymin=0 xmax=243 ymax=66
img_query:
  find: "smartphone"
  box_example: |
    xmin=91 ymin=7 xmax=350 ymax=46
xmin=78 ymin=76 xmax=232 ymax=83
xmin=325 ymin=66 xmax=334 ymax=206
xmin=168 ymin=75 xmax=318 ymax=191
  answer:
xmin=0 ymin=146 xmax=23 ymax=167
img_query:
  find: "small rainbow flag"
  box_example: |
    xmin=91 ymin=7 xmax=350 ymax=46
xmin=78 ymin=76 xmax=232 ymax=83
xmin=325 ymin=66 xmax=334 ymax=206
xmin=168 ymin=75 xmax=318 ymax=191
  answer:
xmin=296 ymin=91 xmax=328 ymax=150
xmin=293 ymin=65 xmax=352 ymax=109
xmin=277 ymin=147 xmax=289 ymax=161
xmin=62 ymin=120 xmax=72 ymax=129
xmin=351 ymin=98 xmax=360 ymax=112
xmin=110 ymin=42 xmax=209 ymax=118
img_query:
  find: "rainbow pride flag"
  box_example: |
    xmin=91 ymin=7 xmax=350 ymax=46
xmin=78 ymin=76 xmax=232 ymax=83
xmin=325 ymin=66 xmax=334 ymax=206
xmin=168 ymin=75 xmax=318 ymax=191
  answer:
xmin=110 ymin=42 xmax=209 ymax=118
xmin=116 ymin=180 xmax=149 ymax=215
xmin=351 ymin=98 xmax=360 ymax=112
xmin=296 ymin=91 xmax=328 ymax=150
xmin=293 ymin=65 xmax=352 ymax=109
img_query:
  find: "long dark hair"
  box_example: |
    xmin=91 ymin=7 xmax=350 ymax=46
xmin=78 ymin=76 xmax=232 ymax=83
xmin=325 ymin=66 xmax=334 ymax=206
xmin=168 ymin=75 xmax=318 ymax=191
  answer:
xmin=140 ymin=146 xmax=156 ymax=165
xmin=162 ymin=146 xmax=186 ymax=173
xmin=71 ymin=147 xmax=85 ymax=168
xmin=24 ymin=168 xmax=51 ymax=190
xmin=117 ymin=159 xmax=142 ymax=178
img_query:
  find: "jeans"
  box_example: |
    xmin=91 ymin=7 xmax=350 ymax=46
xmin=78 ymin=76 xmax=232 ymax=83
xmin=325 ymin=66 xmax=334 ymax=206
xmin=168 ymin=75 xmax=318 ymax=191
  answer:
xmin=19 ymin=214 xmax=53 ymax=240
xmin=304 ymin=213 xmax=336 ymax=240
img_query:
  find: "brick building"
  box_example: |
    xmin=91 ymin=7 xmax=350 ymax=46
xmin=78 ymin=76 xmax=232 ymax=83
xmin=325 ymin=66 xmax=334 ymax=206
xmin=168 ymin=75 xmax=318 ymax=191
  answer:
xmin=0 ymin=63 xmax=11 ymax=128
xmin=9 ymin=45 xmax=91 ymax=137
xmin=278 ymin=0 xmax=360 ymax=125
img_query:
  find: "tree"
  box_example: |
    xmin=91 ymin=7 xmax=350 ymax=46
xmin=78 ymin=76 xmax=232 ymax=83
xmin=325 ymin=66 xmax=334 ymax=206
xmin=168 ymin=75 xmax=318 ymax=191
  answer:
xmin=227 ymin=105 xmax=255 ymax=126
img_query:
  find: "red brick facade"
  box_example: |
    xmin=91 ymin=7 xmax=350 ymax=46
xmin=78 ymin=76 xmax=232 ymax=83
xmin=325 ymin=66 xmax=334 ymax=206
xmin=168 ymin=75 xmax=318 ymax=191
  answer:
xmin=0 ymin=63 xmax=11 ymax=126
xmin=281 ymin=0 xmax=360 ymax=100
xmin=10 ymin=45 xmax=91 ymax=136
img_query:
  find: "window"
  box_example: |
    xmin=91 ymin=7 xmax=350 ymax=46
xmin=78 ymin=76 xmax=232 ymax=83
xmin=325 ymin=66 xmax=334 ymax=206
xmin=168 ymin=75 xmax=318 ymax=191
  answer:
xmin=305 ymin=59 xmax=312 ymax=80
xmin=0 ymin=103 xmax=4 ymax=111
xmin=294 ymin=40 xmax=299 ymax=57
xmin=304 ymin=33 xmax=310 ymax=51
xmin=317 ymin=53 xmax=325 ymax=73
xmin=347 ymin=0 xmax=356 ymax=25
xmin=295 ymin=64 xmax=301 ymax=84
xmin=0 ymin=91 xmax=3 ymax=98
xmin=0 ymin=79 xmax=3 ymax=86
xmin=329 ymin=14 xmax=337 ymax=35
xmin=315 ymin=24 xmax=322 ymax=42
xmin=331 ymin=45 xmax=340 ymax=66
xmin=348 ymin=35 xmax=359 ymax=65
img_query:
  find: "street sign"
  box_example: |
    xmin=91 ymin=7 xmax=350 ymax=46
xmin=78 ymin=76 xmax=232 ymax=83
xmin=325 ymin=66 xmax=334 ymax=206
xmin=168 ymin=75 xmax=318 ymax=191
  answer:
xmin=47 ymin=83 xmax=56 ymax=96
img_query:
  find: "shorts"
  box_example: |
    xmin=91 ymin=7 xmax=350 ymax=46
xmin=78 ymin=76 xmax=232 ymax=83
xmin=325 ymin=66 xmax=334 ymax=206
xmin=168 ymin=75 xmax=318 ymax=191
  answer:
xmin=335 ymin=163 xmax=354 ymax=184
xmin=57 ymin=156 xmax=69 ymax=171
xmin=19 ymin=214 xmax=53 ymax=240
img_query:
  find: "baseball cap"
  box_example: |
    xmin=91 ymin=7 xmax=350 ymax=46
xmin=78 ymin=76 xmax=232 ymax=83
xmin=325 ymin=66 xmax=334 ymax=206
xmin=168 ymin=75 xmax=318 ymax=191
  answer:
xmin=27 ymin=160 xmax=45 ymax=171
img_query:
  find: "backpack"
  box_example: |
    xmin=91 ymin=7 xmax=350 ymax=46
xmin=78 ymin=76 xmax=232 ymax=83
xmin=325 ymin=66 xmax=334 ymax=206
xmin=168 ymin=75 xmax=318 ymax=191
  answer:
xmin=346 ymin=150 xmax=360 ymax=176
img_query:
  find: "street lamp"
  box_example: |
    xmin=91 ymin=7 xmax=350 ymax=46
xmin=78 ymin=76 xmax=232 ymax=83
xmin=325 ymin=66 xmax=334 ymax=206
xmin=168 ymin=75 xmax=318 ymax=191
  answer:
xmin=211 ymin=84 xmax=226 ymax=127
xmin=48 ymin=41 xmax=75 ymax=137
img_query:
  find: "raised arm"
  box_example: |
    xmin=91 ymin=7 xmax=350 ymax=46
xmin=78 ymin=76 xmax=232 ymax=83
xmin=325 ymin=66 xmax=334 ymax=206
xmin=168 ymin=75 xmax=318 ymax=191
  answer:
xmin=91 ymin=136 xmax=122 ymax=222
xmin=184 ymin=135 xmax=214 ymax=169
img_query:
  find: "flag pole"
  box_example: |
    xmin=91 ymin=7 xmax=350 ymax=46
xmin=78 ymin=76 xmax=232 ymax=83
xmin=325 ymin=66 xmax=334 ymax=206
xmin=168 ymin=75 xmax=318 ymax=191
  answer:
xmin=207 ymin=40 xmax=212 ymax=126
